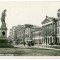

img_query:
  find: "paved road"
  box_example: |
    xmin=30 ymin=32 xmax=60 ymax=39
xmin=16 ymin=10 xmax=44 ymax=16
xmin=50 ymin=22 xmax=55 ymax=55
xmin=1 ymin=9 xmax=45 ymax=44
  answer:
xmin=14 ymin=46 xmax=60 ymax=56
xmin=0 ymin=45 xmax=60 ymax=56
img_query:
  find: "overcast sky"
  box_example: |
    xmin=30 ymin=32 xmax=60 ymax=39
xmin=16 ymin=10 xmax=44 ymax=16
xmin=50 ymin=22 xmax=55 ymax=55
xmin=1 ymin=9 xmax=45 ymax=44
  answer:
xmin=0 ymin=1 xmax=60 ymax=36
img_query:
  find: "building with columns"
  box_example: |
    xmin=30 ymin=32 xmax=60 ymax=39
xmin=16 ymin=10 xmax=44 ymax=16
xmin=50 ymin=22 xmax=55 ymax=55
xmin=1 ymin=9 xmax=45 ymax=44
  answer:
xmin=57 ymin=9 xmax=60 ymax=44
xmin=41 ymin=16 xmax=57 ymax=45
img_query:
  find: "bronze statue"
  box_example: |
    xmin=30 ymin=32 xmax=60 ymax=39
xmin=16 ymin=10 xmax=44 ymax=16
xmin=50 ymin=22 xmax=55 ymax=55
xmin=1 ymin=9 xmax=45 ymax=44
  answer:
xmin=1 ymin=9 xmax=7 ymax=23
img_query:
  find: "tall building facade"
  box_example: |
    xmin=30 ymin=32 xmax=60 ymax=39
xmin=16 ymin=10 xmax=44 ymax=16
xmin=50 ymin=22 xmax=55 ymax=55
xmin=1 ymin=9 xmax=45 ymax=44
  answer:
xmin=9 ymin=26 xmax=17 ymax=44
xmin=17 ymin=25 xmax=25 ymax=44
xmin=24 ymin=24 xmax=33 ymax=44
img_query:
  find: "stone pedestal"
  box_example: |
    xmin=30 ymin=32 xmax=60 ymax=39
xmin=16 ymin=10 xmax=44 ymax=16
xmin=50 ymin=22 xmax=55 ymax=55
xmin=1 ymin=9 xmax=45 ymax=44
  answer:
xmin=0 ymin=23 xmax=14 ymax=48
xmin=0 ymin=23 xmax=8 ymax=47
xmin=0 ymin=23 xmax=7 ymax=40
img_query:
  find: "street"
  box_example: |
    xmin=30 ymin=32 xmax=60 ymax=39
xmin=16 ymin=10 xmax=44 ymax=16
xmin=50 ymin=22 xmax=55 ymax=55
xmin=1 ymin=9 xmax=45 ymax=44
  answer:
xmin=0 ymin=45 xmax=60 ymax=56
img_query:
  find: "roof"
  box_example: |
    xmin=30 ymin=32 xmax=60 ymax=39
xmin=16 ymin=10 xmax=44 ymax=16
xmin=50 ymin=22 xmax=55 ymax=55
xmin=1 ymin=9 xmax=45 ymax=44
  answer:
xmin=32 ymin=27 xmax=42 ymax=32
xmin=41 ymin=16 xmax=58 ymax=24
xmin=24 ymin=24 xmax=33 ymax=28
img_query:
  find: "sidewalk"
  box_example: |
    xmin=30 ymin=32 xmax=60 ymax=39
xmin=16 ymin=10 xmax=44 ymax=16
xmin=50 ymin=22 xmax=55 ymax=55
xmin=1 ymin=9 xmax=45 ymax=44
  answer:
xmin=14 ymin=44 xmax=60 ymax=51
xmin=33 ymin=45 xmax=60 ymax=51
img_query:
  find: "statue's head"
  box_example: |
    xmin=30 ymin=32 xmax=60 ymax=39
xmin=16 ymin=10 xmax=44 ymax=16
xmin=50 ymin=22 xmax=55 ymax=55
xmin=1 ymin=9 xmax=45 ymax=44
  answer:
xmin=4 ymin=9 xmax=7 ymax=12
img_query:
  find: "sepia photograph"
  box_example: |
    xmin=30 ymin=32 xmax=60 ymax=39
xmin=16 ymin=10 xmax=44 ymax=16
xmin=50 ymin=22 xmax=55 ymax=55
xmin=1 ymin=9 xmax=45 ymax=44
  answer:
xmin=0 ymin=1 xmax=60 ymax=58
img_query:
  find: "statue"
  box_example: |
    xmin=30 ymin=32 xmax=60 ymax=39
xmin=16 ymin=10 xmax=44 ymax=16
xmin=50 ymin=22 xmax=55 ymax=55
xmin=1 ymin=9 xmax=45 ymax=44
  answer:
xmin=1 ymin=9 xmax=7 ymax=24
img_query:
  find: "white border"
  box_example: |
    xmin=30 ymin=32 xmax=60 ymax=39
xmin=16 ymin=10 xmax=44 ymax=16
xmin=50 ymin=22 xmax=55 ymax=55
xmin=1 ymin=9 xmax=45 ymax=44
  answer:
xmin=0 ymin=0 xmax=59 ymax=1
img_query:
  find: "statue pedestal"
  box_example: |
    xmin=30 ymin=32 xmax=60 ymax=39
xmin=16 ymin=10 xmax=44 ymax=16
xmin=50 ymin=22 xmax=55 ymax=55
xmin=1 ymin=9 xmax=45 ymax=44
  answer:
xmin=0 ymin=23 xmax=14 ymax=48
xmin=0 ymin=23 xmax=8 ymax=45
xmin=0 ymin=23 xmax=7 ymax=39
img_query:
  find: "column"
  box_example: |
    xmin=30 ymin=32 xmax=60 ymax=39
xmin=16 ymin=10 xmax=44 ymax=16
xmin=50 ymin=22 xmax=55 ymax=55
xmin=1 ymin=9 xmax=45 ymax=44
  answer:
xmin=57 ymin=37 xmax=59 ymax=44
xmin=45 ymin=37 xmax=47 ymax=45
xmin=44 ymin=39 xmax=46 ymax=44
xmin=50 ymin=37 xmax=52 ymax=43
xmin=47 ymin=37 xmax=48 ymax=45
xmin=42 ymin=37 xmax=43 ymax=44
xmin=42 ymin=38 xmax=43 ymax=44
xmin=52 ymin=37 xmax=53 ymax=43
xmin=44 ymin=38 xmax=45 ymax=44
xmin=43 ymin=38 xmax=44 ymax=44
xmin=47 ymin=37 xmax=49 ymax=45
xmin=49 ymin=37 xmax=50 ymax=44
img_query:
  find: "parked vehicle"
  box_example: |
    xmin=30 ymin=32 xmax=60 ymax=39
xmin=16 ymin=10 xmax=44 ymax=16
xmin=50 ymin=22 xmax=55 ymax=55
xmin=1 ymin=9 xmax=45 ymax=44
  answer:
xmin=28 ymin=40 xmax=34 ymax=46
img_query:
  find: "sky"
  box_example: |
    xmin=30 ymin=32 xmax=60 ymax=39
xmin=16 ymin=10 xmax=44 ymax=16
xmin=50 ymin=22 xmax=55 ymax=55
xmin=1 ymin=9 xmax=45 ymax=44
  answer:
xmin=0 ymin=1 xmax=60 ymax=36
